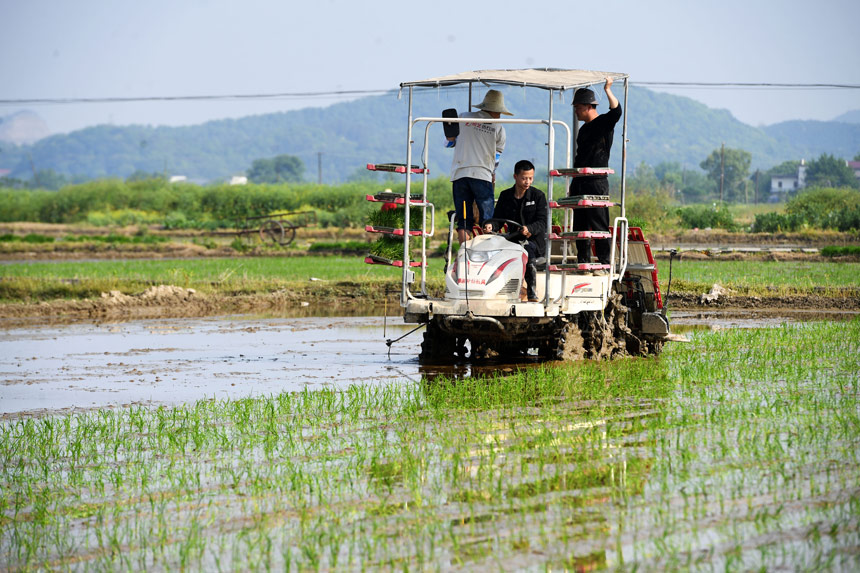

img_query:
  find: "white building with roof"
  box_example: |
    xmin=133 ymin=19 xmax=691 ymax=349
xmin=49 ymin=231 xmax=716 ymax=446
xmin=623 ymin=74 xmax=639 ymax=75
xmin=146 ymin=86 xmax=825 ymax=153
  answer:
xmin=770 ymin=159 xmax=806 ymax=200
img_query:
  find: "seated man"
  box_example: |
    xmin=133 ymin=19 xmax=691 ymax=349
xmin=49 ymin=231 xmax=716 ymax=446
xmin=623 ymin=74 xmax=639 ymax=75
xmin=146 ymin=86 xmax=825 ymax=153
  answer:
xmin=484 ymin=159 xmax=548 ymax=302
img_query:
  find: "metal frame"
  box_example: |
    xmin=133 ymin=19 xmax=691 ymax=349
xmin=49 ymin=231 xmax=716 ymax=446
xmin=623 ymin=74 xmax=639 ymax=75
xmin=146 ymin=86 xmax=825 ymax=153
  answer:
xmin=399 ymin=70 xmax=630 ymax=309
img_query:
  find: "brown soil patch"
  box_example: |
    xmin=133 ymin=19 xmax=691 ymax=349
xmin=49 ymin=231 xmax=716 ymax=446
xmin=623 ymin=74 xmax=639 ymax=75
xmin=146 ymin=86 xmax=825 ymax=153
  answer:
xmin=669 ymin=292 xmax=860 ymax=311
xmin=0 ymin=283 xmax=383 ymax=326
xmin=654 ymin=250 xmax=859 ymax=263
xmin=649 ymin=229 xmax=860 ymax=247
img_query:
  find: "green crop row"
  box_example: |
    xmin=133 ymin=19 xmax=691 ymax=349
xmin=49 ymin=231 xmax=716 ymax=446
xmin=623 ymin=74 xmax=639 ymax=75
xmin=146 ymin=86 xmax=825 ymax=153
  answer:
xmin=1 ymin=319 xmax=858 ymax=570
xmin=0 ymin=233 xmax=168 ymax=245
xmin=821 ymin=245 xmax=860 ymax=257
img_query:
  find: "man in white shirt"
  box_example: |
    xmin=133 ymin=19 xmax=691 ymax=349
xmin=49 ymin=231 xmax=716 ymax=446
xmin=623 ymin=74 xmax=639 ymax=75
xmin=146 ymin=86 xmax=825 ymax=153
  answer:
xmin=447 ymin=89 xmax=511 ymax=244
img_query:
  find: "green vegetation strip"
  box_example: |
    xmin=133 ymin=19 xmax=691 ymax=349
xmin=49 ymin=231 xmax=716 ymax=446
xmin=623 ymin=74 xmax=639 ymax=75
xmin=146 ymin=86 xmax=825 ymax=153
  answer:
xmin=1 ymin=319 xmax=858 ymax=569
xmin=2 ymin=257 xmax=859 ymax=303
xmin=0 ymin=256 xmax=445 ymax=302
xmin=668 ymin=260 xmax=860 ymax=296
xmin=822 ymin=245 xmax=860 ymax=257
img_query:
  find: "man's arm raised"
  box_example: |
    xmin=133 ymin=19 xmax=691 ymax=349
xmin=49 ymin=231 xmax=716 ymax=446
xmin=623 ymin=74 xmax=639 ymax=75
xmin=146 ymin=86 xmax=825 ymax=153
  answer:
xmin=604 ymin=77 xmax=619 ymax=110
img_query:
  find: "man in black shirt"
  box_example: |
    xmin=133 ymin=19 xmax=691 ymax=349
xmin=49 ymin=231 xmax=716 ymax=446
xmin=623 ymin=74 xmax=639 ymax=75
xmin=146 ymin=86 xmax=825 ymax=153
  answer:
xmin=485 ymin=159 xmax=548 ymax=302
xmin=569 ymin=77 xmax=621 ymax=265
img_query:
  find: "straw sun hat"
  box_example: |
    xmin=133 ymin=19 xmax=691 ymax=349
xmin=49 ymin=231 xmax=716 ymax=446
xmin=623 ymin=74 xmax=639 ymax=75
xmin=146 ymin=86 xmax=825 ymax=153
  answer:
xmin=473 ymin=89 xmax=513 ymax=116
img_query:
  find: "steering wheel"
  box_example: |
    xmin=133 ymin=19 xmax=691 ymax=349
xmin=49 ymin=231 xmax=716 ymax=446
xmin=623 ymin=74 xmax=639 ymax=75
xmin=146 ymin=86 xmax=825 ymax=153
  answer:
xmin=482 ymin=218 xmax=523 ymax=240
xmin=482 ymin=218 xmax=523 ymax=233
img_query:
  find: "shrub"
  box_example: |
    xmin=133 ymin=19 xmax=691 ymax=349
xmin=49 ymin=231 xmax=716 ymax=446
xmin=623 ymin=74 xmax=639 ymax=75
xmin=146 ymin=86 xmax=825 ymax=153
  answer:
xmin=0 ymin=176 xmax=455 ymax=228
xmin=22 ymin=234 xmax=55 ymax=243
xmin=752 ymin=212 xmax=804 ymax=233
xmin=627 ymin=216 xmax=649 ymax=232
xmin=230 ymin=237 xmax=250 ymax=252
xmin=60 ymin=234 xmax=168 ymax=244
xmin=785 ymin=187 xmax=860 ymax=230
xmin=86 ymin=209 xmax=161 ymax=227
xmin=625 ymin=187 xmax=677 ymax=233
xmin=835 ymin=203 xmax=860 ymax=232
xmin=675 ymin=203 xmax=737 ymax=230
xmin=308 ymin=241 xmax=368 ymax=253
xmin=820 ymin=245 xmax=860 ymax=257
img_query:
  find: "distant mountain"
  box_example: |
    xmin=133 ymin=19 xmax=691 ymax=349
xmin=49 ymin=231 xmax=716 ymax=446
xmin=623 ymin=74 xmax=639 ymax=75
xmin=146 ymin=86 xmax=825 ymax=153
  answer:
xmin=1 ymin=87 xmax=858 ymax=183
xmin=0 ymin=110 xmax=50 ymax=146
xmin=762 ymin=120 xmax=860 ymax=161
xmin=834 ymin=110 xmax=860 ymax=124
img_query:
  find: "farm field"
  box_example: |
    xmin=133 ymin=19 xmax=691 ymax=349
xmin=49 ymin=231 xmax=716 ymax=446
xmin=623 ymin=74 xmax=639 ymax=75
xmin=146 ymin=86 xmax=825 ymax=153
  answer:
xmin=1 ymin=256 xmax=859 ymax=306
xmin=1 ymin=318 xmax=858 ymax=570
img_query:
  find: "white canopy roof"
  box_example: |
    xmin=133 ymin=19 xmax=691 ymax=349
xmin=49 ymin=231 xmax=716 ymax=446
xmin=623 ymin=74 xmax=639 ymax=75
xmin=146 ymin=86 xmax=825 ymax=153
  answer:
xmin=401 ymin=68 xmax=627 ymax=91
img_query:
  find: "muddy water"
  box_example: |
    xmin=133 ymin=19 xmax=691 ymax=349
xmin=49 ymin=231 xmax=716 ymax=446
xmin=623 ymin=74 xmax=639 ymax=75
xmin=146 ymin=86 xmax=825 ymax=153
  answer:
xmin=0 ymin=315 xmax=422 ymax=416
xmin=1 ymin=309 xmax=854 ymax=417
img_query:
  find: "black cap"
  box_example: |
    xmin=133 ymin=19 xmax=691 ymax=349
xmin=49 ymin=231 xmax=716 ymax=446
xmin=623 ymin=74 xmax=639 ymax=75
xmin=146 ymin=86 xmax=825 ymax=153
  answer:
xmin=572 ymin=88 xmax=598 ymax=106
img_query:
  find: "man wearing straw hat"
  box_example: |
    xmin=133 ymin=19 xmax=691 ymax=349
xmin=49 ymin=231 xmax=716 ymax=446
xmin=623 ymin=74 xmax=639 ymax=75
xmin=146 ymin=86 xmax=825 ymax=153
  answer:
xmin=447 ymin=89 xmax=512 ymax=244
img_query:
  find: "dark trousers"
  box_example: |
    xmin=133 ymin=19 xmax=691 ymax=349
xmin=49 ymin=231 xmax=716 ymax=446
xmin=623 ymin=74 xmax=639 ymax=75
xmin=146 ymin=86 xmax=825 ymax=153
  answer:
xmin=524 ymin=242 xmax=539 ymax=299
xmin=573 ymin=207 xmax=611 ymax=264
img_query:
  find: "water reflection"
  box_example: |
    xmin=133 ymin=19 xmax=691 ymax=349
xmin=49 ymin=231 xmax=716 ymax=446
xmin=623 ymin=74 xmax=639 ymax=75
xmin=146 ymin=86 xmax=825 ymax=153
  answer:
xmin=2 ymin=308 xmax=852 ymax=416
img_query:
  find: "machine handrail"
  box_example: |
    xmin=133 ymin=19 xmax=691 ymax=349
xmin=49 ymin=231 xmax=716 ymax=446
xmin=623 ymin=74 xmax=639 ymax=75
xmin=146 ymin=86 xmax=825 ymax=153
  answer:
xmin=609 ymin=217 xmax=629 ymax=281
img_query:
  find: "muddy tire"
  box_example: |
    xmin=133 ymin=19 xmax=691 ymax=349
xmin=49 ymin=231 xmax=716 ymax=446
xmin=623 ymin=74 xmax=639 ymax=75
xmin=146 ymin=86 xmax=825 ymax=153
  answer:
xmin=542 ymin=321 xmax=585 ymax=361
xmin=579 ymin=293 xmax=641 ymax=360
xmin=419 ymin=320 xmax=457 ymax=363
xmin=612 ymin=291 xmax=665 ymax=358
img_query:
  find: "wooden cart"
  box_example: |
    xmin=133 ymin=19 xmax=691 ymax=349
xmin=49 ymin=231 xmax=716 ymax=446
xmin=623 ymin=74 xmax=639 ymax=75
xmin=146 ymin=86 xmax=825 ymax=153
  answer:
xmin=232 ymin=210 xmax=317 ymax=246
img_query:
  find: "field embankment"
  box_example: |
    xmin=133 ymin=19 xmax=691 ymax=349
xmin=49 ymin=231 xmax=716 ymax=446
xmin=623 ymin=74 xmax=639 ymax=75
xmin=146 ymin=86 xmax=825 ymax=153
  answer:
xmin=1 ymin=255 xmax=858 ymax=324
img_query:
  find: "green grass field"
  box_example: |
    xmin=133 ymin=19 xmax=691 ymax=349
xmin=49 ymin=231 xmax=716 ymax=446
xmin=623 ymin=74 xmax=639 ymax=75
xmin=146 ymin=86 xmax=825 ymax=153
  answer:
xmin=0 ymin=256 xmax=423 ymax=302
xmin=1 ymin=256 xmax=859 ymax=302
xmin=667 ymin=259 xmax=860 ymax=295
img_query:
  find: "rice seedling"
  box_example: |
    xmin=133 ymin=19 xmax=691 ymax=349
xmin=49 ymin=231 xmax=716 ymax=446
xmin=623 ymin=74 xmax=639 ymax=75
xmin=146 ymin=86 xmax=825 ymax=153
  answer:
xmin=1 ymin=318 xmax=858 ymax=569
xmin=366 ymin=206 xmax=425 ymax=231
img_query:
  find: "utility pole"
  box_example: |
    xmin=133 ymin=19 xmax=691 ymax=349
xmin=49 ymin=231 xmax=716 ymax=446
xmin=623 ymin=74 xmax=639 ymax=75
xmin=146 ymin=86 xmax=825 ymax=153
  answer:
xmin=317 ymin=152 xmax=323 ymax=184
xmin=754 ymin=169 xmax=760 ymax=205
xmin=27 ymin=153 xmax=39 ymax=187
xmin=719 ymin=142 xmax=725 ymax=203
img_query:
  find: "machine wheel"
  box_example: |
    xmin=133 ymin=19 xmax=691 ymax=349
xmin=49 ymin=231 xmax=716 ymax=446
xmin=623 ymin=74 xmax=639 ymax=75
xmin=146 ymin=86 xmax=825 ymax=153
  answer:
xmin=614 ymin=291 xmax=664 ymax=358
xmin=259 ymin=220 xmax=285 ymax=244
xmin=580 ymin=293 xmax=636 ymax=360
xmin=543 ymin=321 xmax=585 ymax=361
xmin=419 ymin=320 xmax=457 ymax=363
xmin=280 ymin=221 xmax=297 ymax=246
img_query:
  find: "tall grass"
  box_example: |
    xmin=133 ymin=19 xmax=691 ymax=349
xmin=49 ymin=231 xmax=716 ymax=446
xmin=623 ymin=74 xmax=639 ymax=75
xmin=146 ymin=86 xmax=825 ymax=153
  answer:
xmin=0 ymin=178 xmax=456 ymax=230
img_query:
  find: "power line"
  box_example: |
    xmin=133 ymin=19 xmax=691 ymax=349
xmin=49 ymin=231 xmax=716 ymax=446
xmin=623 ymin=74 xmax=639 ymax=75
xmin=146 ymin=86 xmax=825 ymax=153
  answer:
xmin=0 ymin=82 xmax=857 ymax=106
xmin=637 ymin=81 xmax=860 ymax=89
xmin=0 ymin=89 xmax=394 ymax=106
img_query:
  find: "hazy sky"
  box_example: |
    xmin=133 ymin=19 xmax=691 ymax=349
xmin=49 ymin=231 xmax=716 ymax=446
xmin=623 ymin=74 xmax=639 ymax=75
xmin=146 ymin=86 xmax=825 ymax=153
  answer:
xmin=2 ymin=0 xmax=858 ymax=134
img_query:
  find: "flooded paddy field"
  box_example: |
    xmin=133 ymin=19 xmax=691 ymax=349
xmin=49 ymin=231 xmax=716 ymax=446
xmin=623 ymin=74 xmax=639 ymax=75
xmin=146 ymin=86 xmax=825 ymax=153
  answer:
xmin=2 ymin=309 xmax=855 ymax=417
xmin=1 ymin=310 xmax=859 ymax=570
xmin=0 ymin=314 xmax=422 ymax=417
